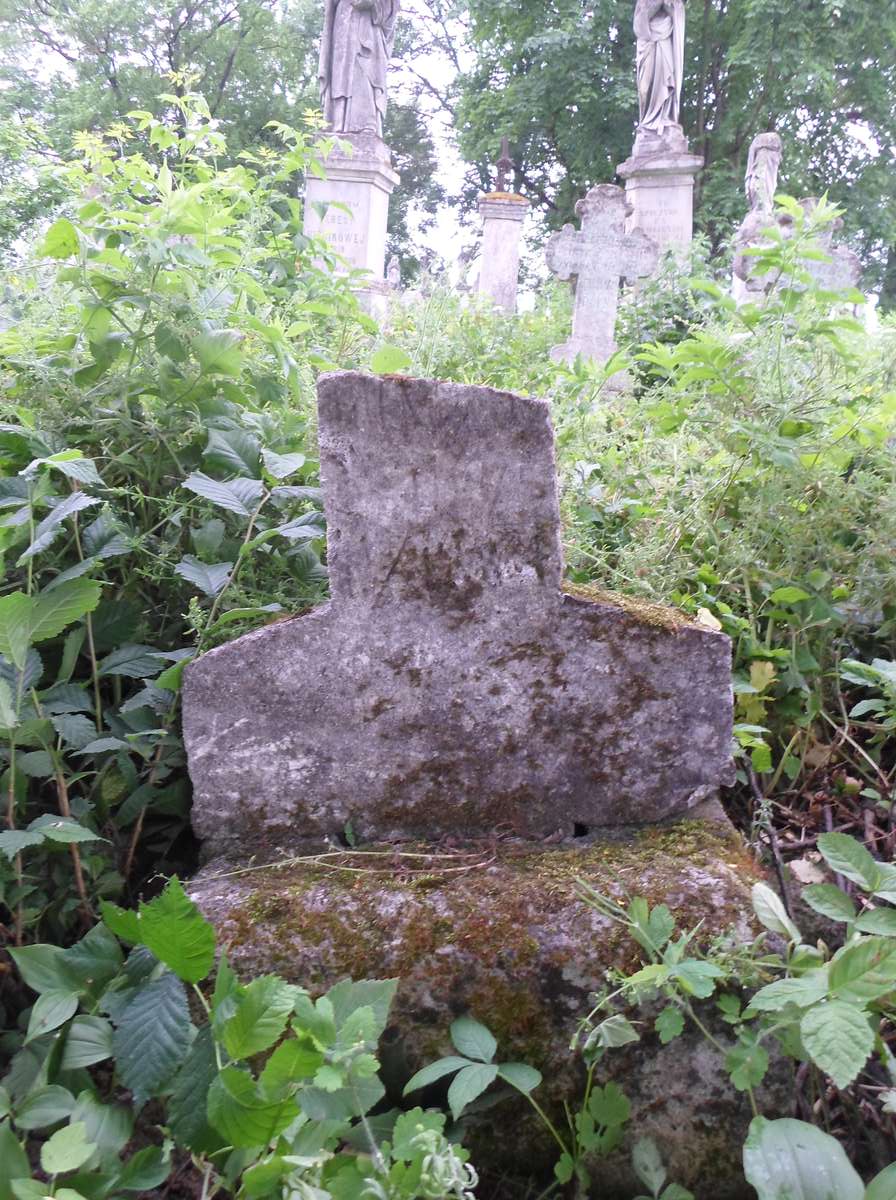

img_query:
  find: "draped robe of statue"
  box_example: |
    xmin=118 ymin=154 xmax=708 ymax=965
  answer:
xmin=634 ymin=0 xmax=686 ymax=139
xmin=744 ymin=132 xmax=783 ymax=214
xmin=318 ymin=0 xmax=399 ymax=137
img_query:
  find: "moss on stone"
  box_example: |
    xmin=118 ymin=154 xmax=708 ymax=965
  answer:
xmin=562 ymin=581 xmax=695 ymax=632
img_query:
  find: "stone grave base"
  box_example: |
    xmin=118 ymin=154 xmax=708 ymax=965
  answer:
xmin=189 ymin=805 xmax=786 ymax=1199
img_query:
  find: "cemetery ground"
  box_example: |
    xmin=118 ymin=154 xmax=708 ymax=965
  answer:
xmin=0 ymin=110 xmax=895 ymax=1199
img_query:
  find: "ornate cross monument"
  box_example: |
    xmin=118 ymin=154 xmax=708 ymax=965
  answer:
xmin=477 ymin=136 xmax=528 ymax=312
xmin=303 ymin=0 xmax=401 ymax=303
xmin=183 ymin=372 xmax=733 ymax=859
xmin=616 ymin=0 xmax=703 ymax=254
xmin=546 ymin=184 xmax=658 ymax=369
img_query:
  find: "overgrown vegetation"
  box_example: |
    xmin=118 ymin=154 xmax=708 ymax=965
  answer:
xmin=1 ymin=98 xmax=895 ymax=1200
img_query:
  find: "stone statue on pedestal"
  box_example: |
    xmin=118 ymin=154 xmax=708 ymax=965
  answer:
xmin=634 ymin=0 xmax=686 ymax=141
xmin=318 ymin=0 xmax=400 ymax=137
xmin=744 ymin=132 xmax=783 ymax=214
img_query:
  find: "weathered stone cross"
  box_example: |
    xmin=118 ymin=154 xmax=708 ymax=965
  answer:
xmin=547 ymin=184 xmax=658 ymax=367
xmin=184 ymin=373 xmax=733 ymax=859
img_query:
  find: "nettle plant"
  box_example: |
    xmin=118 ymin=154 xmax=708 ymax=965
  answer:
xmin=575 ymin=832 xmax=896 ymax=1197
xmin=1 ymin=877 xmax=477 ymax=1200
xmin=0 ymin=94 xmax=375 ymax=940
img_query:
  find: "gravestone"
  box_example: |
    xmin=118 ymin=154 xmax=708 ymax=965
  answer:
xmin=477 ymin=138 xmax=528 ymax=312
xmin=546 ymin=184 xmax=658 ymax=369
xmin=184 ymin=372 xmax=733 ymax=860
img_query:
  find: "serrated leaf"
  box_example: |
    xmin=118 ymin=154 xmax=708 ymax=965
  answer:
xmin=61 ymin=923 xmax=123 ymax=1002
xmin=800 ymin=1001 xmax=874 ymax=1089
xmin=137 ymin=877 xmax=216 ymax=983
xmin=29 ymin=815 xmax=103 ymax=845
xmin=183 ymin=471 xmax=261 ymax=516
xmin=259 ymin=1037 xmax=324 ymax=1096
xmin=97 ymin=644 xmax=163 ymax=679
xmin=726 ymin=1036 xmax=769 ymax=1091
xmin=0 ymin=829 xmax=45 ymax=859
xmin=743 ymin=1117 xmax=864 ymax=1200
xmin=207 ymin=1066 xmax=297 ymax=1148
xmin=748 ymin=972 xmax=829 ymax=1012
xmin=0 ymin=580 xmax=101 ymax=670
xmin=195 ymin=330 xmax=244 ymax=377
xmin=222 ymin=976 xmax=299 ymax=1059
xmin=204 ymin=428 xmax=261 ymax=478
xmin=83 ymin=512 xmax=130 ymax=559
xmin=40 ymin=1122 xmax=95 ymax=1175
xmin=39 ymin=218 xmax=79 ymax=259
xmin=167 ymin=1026 xmax=222 ymax=1154
xmin=655 ymin=1006 xmax=685 ymax=1043
xmin=450 ymin=1016 xmax=496 ymax=1063
xmin=174 ymin=556 xmax=233 ymax=597
xmin=51 ymin=713 xmax=98 ymax=750
xmin=751 ymin=882 xmax=801 ymax=943
xmin=829 ymin=937 xmax=896 ymax=1002
xmin=327 ymin=978 xmax=397 ymax=1039
xmin=802 ymin=884 xmax=857 ymax=923
xmin=818 ymin=833 xmax=881 ymax=890
xmin=589 ymin=1081 xmax=630 ymax=1127
xmin=100 ymin=901 xmax=141 ymax=944
xmin=18 ymin=492 xmax=100 ymax=564
xmin=113 ymin=972 xmax=191 ymax=1101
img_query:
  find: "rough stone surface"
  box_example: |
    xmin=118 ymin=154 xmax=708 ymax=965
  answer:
xmin=303 ymin=133 xmax=399 ymax=283
xmin=546 ymin=184 xmax=660 ymax=369
xmin=183 ymin=373 xmax=734 ymax=859
xmin=478 ymin=193 xmax=528 ymax=312
xmin=617 ymin=144 xmax=703 ymax=255
xmin=188 ymin=812 xmax=781 ymax=1200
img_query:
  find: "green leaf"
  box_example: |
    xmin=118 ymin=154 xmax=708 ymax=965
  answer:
xmin=751 ymin=883 xmax=801 ymax=943
xmin=743 ymin=1117 xmax=863 ymax=1200
xmin=69 ymin=1091 xmax=132 ymax=1169
xmin=446 ymin=1062 xmax=499 ymax=1120
xmin=13 ymin=1086 xmax=76 ymax=1130
xmin=167 ymin=1026 xmax=222 ymax=1154
xmin=195 ymin=330 xmax=244 ymax=377
xmin=655 ymin=1006 xmax=685 ymax=1044
xmin=183 ymin=471 xmax=262 ymax=517
xmin=671 ymin=960 xmax=723 ymax=998
xmin=327 ymin=978 xmax=397 ymax=1040
xmin=497 ymin=1062 xmax=542 ymax=1094
xmin=204 ymin=429 xmax=261 ymax=478
xmin=174 ymin=556 xmax=233 ymax=597
xmin=0 ymin=1120 xmax=30 ymax=1199
xmin=0 ymin=580 xmax=101 ymax=670
xmin=403 ymin=1055 xmax=471 ymax=1095
xmin=802 ymin=884 xmax=857 ymax=924
xmin=25 ymin=990 xmax=79 ymax=1043
xmin=60 ymin=924 xmax=123 ymax=1003
xmin=865 ymin=1163 xmax=896 ymax=1200
xmin=40 ymin=1122 xmax=95 ymax=1175
xmin=9 ymin=944 xmax=79 ymax=994
xmin=207 ymin=1066 xmax=297 ymax=1148
xmin=113 ymin=1143 xmax=171 ymax=1191
xmin=748 ymin=972 xmax=829 ymax=1012
xmin=450 ymin=1016 xmax=497 ymax=1063
xmin=154 ymin=324 xmax=188 ymax=362
xmin=855 ymin=909 xmax=896 ymax=936
xmin=726 ymin=1036 xmax=769 ymax=1091
xmin=818 ymin=833 xmax=881 ymax=890
xmin=39 ymin=218 xmax=79 ymax=260
xmin=829 ymin=937 xmax=896 ymax=1002
xmin=17 ymin=493 xmax=100 ymax=564
xmin=259 ymin=1037 xmax=324 ymax=1096
xmin=113 ymin=973 xmax=192 ymax=1101
xmin=370 ymin=345 xmax=412 ymax=374
xmin=632 ymin=1136 xmax=666 ymax=1195
xmin=770 ymin=586 xmax=811 ymax=606
xmin=0 ymin=829 xmax=45 ymax=860
xmin=97 ymin=644 xmax=163 ymax=679
xmin=221 ymin=975 xmax=299 ymax=1059
xmin=59 ymin=1016 xmax=114 ymax=1069
xmin=100 ymin=902 xmax=141 ymax=944
xmin=261 ymin=450 xmax=305 ymax=480
xmin=29 ymin=816 xmax=103 ymax=846
xmin=137 ymin=877 xmax=216 ymax=983
xmin=799 ymin=1001 xmax=874 ymax=1089
xmin=589 ymin=1081 xmax=630 ymax=1128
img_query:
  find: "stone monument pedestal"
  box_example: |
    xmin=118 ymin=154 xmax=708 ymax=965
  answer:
xmin=617 ymin=128 xmax=703 ymax=257
xmin=303 ymin=133 xmax=399 ymax=307
xmin=477 ymin=192 xmax=528 ymax=312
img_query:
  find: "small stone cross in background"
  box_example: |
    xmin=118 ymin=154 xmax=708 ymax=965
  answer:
xmin=495 ymin=137 xmax=514 ymax=193
xmin=547 ymin=184 xmax=658 ymax=368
